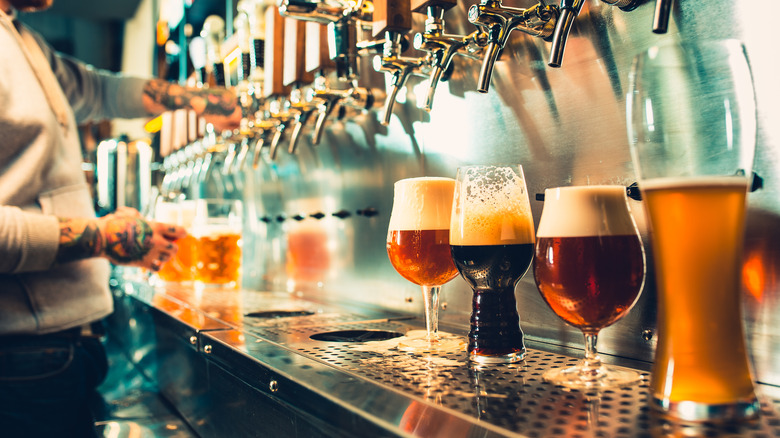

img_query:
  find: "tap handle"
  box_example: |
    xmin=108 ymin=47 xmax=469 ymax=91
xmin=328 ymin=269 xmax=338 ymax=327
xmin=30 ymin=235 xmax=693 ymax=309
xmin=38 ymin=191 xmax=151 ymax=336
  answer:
xmin=264 ymin=6 xmax=291 ymax=98
xmin=652 ymin=0 xmax=672 ymax=34
xmin=372 ymin=0 xmax=412 ymax=38
xmin=548 ymin=0 xmax=583 ymax=67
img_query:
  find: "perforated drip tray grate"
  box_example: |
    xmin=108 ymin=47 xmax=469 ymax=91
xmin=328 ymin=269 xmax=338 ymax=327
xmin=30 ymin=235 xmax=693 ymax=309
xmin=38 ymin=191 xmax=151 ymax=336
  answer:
xmin=248 ymin=320 xmax=780 ymax=438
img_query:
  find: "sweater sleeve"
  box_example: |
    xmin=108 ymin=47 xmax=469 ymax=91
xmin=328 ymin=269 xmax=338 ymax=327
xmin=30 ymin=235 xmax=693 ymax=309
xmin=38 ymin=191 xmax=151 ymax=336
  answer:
xmin=0 ymin=206 xmax=60 ymax=273
xmin=31 ymin=31 xmax=153 ymax=123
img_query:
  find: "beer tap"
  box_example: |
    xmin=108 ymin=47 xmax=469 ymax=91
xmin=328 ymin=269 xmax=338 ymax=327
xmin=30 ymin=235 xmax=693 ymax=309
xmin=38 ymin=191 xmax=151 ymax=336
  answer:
xmin=282 ymin=17 xmax=316 ymax=155
xmin=547 ymin=0 xmax=582 ymax=67
xmin=263 ymin=5 xmax=293 ymax=160
xmin=202 ymin=15 xmax=227 ymax=87
xmin=278 ymin=0 xmax=374 ymax=143
xmin=652 ymin=0 xmax=673 ymax=34
xmin=467 ymin=0 xmax=557 ymax=93
xmin=411 ymin=0 xmax=486 ymax=111
xmin=372 ymin=0 xmax=428 ymax=125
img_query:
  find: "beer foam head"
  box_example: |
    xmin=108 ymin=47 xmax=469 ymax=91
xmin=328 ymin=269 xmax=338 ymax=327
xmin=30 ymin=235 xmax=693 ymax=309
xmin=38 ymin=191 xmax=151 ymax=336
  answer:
xmin=387 ymin=177 xmax=456 ymax=232
xmin=449 ymin=166 xmax=535 ymax=245
xmin=536 ymin=185 xmax=638 ymax=238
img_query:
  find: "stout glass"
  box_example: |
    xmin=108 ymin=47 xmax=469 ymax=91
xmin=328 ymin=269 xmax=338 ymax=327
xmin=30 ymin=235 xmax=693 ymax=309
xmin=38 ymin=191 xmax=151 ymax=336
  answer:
xmin=534 ymin=185 xmax=645 ymax=389
xmin=450 ymin=165 xmax=535 ymax=364
xmin=387 ymin=177 xmax=460 ymax=352
xmin=628 ymin=39 xmax=759 ymax=421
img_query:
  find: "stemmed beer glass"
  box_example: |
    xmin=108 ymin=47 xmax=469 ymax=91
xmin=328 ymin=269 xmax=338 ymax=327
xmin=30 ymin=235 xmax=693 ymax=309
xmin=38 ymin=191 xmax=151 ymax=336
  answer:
xmin=627 ymin=39 xmax=759 ymax=421
xmin=387 ymin=177 xmax=461 ymax=352
xmin=534 ymin=185 xmax=646 ymax=389
xmin=449 ymin=165 xmax=535 ymax=364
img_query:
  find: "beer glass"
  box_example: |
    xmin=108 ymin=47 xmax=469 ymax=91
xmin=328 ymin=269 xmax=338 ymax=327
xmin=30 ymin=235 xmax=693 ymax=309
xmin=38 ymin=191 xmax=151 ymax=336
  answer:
xmin=534 ymin=185 xmax=646 ymax=389
xmin=627 ymin=39 xmax=759 ymax=421
xmin=450 ymin=165 xmax=535 ymax=364
xmin=387 ymin=177 xmax=460 ymax=352
xmin=152 ymin=197 xmax=198 ymax=283
xmin=192 ymin=198 xmax=244 ymax=288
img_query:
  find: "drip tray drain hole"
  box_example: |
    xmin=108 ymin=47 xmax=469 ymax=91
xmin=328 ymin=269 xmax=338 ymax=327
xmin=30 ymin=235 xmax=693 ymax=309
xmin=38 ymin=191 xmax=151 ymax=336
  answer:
xmin=245 ymin=310 xmax=315 ymax=318
xmin=310 ymin=330 xmax=404 ymax=342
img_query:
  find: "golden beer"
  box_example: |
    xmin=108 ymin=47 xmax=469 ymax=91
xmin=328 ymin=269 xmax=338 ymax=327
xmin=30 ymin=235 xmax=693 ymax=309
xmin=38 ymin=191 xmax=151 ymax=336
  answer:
xmin=194 ymin=229 xmax=242 ymax=286
xmin=643 ymin=177 xmax=757 ymax=410
xmin=157 ymin=233 xmax=198 ymax=282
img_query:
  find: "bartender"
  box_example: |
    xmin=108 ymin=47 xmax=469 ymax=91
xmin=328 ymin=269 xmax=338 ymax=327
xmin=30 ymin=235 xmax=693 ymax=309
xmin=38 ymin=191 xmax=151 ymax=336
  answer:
xmin=0 ymin=0 xmax=241 ymax=436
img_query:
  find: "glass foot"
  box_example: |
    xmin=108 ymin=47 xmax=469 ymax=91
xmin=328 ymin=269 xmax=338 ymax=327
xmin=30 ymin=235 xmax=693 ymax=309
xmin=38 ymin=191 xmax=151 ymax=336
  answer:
xmin=396 ymin=330 xmax=466 ymax=354
xmin=543 ymin=363 xmax=644 ymax=390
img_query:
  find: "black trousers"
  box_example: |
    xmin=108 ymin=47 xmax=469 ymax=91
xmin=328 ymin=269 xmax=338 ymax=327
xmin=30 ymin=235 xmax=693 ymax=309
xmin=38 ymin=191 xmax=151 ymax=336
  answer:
xmin=0 ymin=327 xmax=108 ymax=438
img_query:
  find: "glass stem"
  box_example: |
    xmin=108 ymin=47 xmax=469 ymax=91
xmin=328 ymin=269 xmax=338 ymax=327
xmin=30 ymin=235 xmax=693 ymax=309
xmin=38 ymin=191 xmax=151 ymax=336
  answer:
xmin=422 ymin=285 xmax=441 ymax=342
xmin=581 ymin=331 xmax=604 ymax=380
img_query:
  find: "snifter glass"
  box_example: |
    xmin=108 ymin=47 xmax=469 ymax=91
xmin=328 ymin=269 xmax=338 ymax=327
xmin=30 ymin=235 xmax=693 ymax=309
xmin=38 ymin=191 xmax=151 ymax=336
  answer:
xmin=386 ymin=177 xmax=461 ymax=352
xmin=534 ymin=185 xmax=646 ymax=389
xmin=449 ymin=165 xmax=535 ymax=364
xmin=627 ymin=39 xmax=759 ymax=421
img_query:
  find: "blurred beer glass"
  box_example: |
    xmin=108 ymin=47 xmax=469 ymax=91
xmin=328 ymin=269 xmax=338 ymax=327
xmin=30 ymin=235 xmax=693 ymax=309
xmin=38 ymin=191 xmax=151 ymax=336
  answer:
xmin=534 ymin=185 xmax=646 ymax=389
xmin=192 ymin=199 xmax=243 ymax=288
xmin=151 ymin=197 xmax=197 ymax=283
xmin=387 ymin=177 xmax=461 ymax=352
xmin=449 ymin=165 xmax=535 ymax=364
xmin=627 ymin=39 xmax=759 ymax=421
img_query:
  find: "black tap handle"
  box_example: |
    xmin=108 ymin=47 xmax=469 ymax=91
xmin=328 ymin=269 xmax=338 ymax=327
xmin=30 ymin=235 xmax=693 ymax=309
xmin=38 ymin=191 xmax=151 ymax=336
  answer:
xmin=652 ymin=0 xmax=672 ymax=34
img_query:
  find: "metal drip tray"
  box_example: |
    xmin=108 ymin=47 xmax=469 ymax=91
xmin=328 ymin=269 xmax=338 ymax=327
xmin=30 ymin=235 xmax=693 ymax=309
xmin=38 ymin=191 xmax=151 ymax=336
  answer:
xmin=245 ymin=310 xmax=315 ymax=318
xmin=236 ymin=320 xmax=780 ymax=438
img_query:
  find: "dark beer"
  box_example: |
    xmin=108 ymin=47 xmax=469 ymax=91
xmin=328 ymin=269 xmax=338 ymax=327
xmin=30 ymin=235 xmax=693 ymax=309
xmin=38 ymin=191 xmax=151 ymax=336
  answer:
xmin=534 ymin=235 xmax=644 ymax=332
xmin=449 ymin=165 xmax=536 ymax=363
xmin=451 ymin=243 xmax=533 ymax=356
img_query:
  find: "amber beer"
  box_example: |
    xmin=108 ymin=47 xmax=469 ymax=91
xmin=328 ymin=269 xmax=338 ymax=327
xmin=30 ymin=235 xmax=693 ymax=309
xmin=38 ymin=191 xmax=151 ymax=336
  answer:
xmin=154 ymin=200 xmax=197 ymax=283
xmin=450 ymin=165 xmax=535 ymax=363
xmin=387 ymin=229 xmax=458 ymax=286
xmin=643 ymin=177 xmax=757 ymax=412
xmin=193 ymin=199 xmax=243 ymax=288
xmin=194 ymin=227 xmax=242 ymax=286
xmin=386 ymin=177 xmax=458 ymax=351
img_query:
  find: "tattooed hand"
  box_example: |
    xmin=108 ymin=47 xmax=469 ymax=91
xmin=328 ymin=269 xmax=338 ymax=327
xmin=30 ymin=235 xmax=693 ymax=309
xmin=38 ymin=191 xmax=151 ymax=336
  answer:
xmin=141 ymin=79 xmax=241 ymax=132
xmin=56 ymin=208 xmax=188 ymax=271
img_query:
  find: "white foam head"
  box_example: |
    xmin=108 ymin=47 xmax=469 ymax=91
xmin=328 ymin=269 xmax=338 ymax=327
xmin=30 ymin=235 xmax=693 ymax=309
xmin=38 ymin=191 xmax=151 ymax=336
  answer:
xmin=536 ymin=185 xmax=638 ymax=238
xmin=449 ymin=166 xmax=535 ymax=245
xmin=387 ymin=177 xmax=456 ymax=233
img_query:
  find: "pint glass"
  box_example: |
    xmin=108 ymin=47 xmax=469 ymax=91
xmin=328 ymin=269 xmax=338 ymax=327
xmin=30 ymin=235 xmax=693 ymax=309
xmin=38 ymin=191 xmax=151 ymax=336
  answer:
xmin=152 ymin=198 xmax=198 ymax=283
xmin=192 ymin=199 xmax=243 ymax=288
xmin=450 ymin=165 xmax=535 ymax=364
xmin=627 ymin=39 xmax=759 ymax=421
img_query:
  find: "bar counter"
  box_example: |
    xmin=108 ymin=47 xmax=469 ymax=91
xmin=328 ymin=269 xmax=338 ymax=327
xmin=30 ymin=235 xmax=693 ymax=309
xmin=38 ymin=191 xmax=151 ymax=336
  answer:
xmin=107 ymin=276 xmax=780 ymax=438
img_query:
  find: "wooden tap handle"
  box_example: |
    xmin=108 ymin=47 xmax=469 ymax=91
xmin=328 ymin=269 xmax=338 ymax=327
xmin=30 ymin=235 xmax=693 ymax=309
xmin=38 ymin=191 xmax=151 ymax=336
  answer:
xmin=411 ymin=0 xmax=457 ymax=14
xmin=372 ymin=0 xmax=412 ymax=38
xmin=283 ymin=17 xmax=315 ymax=86
xmin=305 ymin=22 xmax=336 ymax=74
xmin=264 ymin=6 xmax=290 ymax=97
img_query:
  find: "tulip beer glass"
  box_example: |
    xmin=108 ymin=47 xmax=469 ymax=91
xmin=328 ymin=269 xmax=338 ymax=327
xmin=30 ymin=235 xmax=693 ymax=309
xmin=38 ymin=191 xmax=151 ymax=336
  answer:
xmin=450 ymin=165 xmax=535 ymax=364
xmin=627 ymin=39 xmax=759 ymax=421
xmin=387 ymin=177 xmax=460 ymax=352
xmin=534 ymin=186 xmax=645 ymax=389
xmin=192 ymin=199 xmax=244 ymax=288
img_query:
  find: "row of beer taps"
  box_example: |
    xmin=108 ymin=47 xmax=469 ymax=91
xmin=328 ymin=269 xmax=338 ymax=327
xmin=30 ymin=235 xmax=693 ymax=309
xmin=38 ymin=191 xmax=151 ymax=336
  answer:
xmin=159 ymin=0 xmax=674 ymax=198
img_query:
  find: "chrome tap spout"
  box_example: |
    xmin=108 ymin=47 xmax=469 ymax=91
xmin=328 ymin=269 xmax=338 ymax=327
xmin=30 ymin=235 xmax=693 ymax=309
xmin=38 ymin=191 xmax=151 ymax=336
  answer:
xmin=547 ymin=0 xmax=583 ymax=67
xmin=468 ymin=0 xmax=557 ymax=92
xmin=374 ymin=32 xmax=428 ymax=125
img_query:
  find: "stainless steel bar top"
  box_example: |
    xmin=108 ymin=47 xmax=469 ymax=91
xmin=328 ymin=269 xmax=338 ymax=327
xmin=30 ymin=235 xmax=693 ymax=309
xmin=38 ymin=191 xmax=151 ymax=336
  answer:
xmin=114 ymin=280 xmax=780 ymax=438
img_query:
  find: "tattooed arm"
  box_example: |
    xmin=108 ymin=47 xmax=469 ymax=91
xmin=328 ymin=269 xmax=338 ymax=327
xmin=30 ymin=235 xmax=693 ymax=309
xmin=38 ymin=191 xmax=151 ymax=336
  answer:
xmin=56 ymin=208 xmax=187 ymax=271
xmin=141 ymin=79 xmax=241 ymax=132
